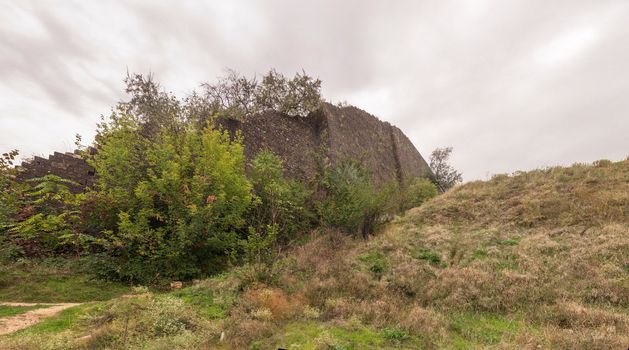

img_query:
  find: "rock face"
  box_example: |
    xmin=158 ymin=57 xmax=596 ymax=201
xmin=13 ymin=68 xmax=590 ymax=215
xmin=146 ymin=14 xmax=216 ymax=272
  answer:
xmin=17 ymin=103 xmax=432 ymax=189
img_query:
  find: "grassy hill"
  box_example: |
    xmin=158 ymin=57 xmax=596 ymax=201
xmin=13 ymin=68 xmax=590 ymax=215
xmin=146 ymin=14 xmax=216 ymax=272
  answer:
xmin=1 ymin=159 xmax=627 ymax=349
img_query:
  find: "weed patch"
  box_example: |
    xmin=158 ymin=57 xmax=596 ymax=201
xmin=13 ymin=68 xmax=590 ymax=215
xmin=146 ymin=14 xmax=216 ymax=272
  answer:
xmin=358 ymin=251 xmax=387 ymax=278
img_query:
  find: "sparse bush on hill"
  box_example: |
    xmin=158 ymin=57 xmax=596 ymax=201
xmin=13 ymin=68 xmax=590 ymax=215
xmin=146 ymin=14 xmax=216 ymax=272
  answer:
xmin=429 ymin=146 xmax=462 ymax=191
xmin=317 ymin=160 xmax=398 ymax=238
xmin=399 ymin=177 xmax=438 ymax=212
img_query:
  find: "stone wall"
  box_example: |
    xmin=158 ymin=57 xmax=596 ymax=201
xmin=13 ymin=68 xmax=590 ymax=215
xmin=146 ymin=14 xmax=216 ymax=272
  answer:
xmin=239 ymin=110 xmax=323 ymax=182
xmin=17 ymin=103 xmax=432 ymax=189
xmin=17 ymin=151 xmax=95 ymax=193
xmin=389 ymin=124 xmax=433 ymax=182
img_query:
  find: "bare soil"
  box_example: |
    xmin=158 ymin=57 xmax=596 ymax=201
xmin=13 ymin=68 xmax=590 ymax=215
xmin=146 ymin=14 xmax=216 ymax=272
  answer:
xmin=0 ymin=302 xmax=81 ymax=335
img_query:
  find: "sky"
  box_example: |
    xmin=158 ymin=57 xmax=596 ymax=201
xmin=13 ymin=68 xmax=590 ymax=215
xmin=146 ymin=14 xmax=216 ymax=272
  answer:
xmin=1 ymin=0 xmax=628 ymax=181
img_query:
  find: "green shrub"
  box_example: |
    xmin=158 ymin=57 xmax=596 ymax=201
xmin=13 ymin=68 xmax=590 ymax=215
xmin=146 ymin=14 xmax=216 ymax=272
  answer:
xmin=9 ymin=175 xmax=93 ymax=256
xmin=240 ymin=225 xmax=281 ymax=285
xmin=248 ymin=150 xmax=312 ymax=242
xmin=400 ymin=177 xmax=438 ymax=211
xmin=412 ymin=248 xmax=443 ymax=266
xmin=318 ymin=161 xmax=396 ymax=237
xmin=89 ymin=115 xmax=253 ymax=283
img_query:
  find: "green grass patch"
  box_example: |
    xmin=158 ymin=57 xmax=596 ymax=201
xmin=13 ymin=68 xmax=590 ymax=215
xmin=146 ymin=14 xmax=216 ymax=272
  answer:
xmin=0 ymin=259 xmax=132 ymax=302
xmin=381 ymin=327 xmax=410 ymax=342
xmin=15 ymin=303 xmax=92 ymax=335
xmin=496 ymin=253 xmax=520 ymax=270
xmin=445 ymin=312 xmax=521 ymax=348
xmin=501 ymin=237 xmax=520 ymax=246
xmin=412 ymin=247 xmax=444 ymax=266
xmin=489 ymin=236 xmax=521 ymax=247
xmin=471 ymin=248 xmax=489 ymax=260
xmin=0 ymin=304 xmax=48 ymax=317
xmin=254 ymin=321 xmax=424 ymax=350
xmin=358 ymin=251 xmax=387 ymax=277
xmin=172 ymin=287 xmax=226 ymax=319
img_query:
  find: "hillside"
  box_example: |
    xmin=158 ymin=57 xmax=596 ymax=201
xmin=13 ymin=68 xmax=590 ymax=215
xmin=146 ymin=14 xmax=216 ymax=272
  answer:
xmin=1 ymin=159 xmax=628 ymax=349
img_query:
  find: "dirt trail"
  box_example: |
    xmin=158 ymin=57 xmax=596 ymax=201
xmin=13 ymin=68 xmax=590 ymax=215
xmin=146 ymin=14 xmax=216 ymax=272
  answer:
xmin=0 ymin=302 xmax=81 ymax=335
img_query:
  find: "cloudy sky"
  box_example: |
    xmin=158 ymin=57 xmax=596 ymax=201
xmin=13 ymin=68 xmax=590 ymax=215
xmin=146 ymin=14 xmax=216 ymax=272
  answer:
xmin=1 ymin=1 xmax=628 ymax=180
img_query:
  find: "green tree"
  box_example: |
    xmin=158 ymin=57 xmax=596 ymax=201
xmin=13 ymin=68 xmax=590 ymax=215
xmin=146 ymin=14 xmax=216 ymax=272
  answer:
xmin=0 ymin=150 xmax=27 ymax=261
xmin=429 ymin=147 xmax=463 ymax=191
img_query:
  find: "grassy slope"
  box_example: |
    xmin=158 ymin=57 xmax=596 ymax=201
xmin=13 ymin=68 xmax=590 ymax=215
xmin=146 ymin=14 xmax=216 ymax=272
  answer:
xmin=1 ymin=159 xmax=628 ymax=349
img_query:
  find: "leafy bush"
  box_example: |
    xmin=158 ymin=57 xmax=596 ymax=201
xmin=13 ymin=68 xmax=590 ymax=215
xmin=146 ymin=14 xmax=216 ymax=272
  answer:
xmin=9 ymin=175 xmax=92 ymax=256
xmin=89 ymin=112 xmax=253 ymax=282
xmin=399 ymin=177 xmax=438 ymax=212
xmin=248 ymin=150 xmax=312 ymax=241
xmin=318 ymin=161 xmax=396 ymax=237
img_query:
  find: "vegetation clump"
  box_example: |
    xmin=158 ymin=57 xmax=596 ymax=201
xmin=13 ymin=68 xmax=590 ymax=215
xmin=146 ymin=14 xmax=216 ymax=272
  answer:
xmin=429 ymin=146 xmax=462 ymax=191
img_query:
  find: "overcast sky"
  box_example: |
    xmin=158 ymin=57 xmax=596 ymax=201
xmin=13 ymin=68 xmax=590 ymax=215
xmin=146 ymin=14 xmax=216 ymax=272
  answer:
xmin=1 ymin=1 xmax=628 ymax=180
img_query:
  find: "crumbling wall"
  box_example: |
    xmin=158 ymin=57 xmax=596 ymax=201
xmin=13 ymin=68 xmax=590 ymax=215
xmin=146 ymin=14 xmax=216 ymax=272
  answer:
xmin=17 ymin=103 xmax=432 ymax=189
xmin=17 ymin=151 xmax=95 ymax=193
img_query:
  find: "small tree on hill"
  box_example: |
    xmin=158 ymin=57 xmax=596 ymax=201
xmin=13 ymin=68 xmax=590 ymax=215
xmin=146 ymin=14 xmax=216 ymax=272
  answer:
xmin=429 ymin=147 xmax=462 ymax=192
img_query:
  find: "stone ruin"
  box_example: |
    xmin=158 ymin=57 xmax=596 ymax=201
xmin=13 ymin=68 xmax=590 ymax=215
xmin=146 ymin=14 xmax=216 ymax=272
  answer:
xmin=17 ymin=151 xmax=95 ymax=193
xmin=17 ymin=103 xmax=432 ymax=190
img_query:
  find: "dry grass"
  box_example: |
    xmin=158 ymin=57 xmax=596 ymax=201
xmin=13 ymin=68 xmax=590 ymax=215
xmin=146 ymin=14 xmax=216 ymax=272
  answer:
xmin=2 ymin=159 xmax=627 ymax=349
xmin=229 ymin=159 xmax=629 ymax=349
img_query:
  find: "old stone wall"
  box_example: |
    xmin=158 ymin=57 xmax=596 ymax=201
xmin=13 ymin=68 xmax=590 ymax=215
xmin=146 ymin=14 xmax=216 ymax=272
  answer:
xmin=17 ymin=103 xmax=432 ymax=189
xmin=389 ymin=124 xmax=432 ymax=183
xmin=17 ymin=151 xmax=95 ymax=193
xmin=320 ymin=104 xmax=404 ymax=184
xmin=239 ymin=110 xmax=323 ymax=182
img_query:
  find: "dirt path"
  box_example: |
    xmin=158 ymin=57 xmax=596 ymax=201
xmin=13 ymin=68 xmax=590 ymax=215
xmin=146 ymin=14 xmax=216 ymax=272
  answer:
xmin=0 ymin=302 xmax=81 ymax=335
